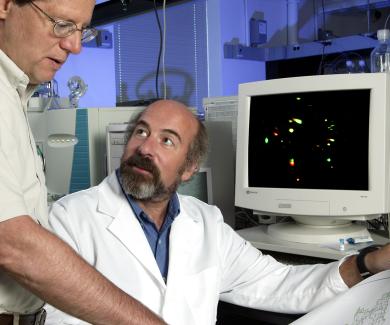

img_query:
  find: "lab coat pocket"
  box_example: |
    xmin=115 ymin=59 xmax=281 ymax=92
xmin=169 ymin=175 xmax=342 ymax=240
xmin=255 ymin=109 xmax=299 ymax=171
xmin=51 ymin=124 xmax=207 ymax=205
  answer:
xmin=184 ymin=266 xmax=220 ymax=324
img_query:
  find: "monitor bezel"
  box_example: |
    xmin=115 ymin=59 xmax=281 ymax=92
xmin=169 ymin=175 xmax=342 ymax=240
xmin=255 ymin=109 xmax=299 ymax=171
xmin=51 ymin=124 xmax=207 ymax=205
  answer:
xmin=235 ymin=73 xmax=390 ymax=219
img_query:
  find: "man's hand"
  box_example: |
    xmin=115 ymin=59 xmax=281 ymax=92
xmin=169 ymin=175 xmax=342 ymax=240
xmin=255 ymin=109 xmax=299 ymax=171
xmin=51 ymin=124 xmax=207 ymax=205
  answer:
xmin=339 ymin=243 xmax=390 ymax=288
xmin=364 ymin=243 xmax=390 ymax=275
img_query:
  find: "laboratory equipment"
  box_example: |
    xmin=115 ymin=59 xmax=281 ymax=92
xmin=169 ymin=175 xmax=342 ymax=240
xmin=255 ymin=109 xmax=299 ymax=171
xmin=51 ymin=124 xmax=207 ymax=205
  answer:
xmin=203 ymin=96 xmax=238 ymax=155
xmin=27 ymin=106 xmax=145 ymax=201
xmin=235 ymin=73 xmax=390 ymax=244
xmin=370 ymin=29 xmax=390 ymax=73
xmin=68 ymin=76 xmax=88 ymax=108
xmin=249 ymin=18 xmax=267 ymax=47
xmin=28 ymin=79 xmax=61 ymax=111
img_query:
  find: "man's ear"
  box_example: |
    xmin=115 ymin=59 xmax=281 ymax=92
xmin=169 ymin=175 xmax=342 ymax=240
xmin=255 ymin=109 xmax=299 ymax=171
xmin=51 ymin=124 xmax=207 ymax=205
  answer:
xmin=0 ymin=0 xmax=13 ymax=19
xmin=181 ymin=164 xmax=198 ymax=183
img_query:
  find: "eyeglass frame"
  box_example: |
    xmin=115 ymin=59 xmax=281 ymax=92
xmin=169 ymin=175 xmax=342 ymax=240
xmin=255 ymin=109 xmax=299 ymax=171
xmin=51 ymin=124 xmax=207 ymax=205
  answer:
xmin=29 ymin=1 xmax=98 ymax=43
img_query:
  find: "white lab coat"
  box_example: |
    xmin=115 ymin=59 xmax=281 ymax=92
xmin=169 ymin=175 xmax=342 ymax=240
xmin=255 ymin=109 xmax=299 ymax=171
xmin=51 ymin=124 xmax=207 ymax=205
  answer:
xmin=46 ymin=172 xmax=348 ymax=325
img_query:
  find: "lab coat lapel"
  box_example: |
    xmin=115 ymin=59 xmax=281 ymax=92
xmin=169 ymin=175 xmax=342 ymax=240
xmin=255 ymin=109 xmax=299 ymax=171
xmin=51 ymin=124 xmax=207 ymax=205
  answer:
xmin=162 ymin=210 xmax=201 ymax=324
xmin=167 ymin=208 xmax=203 ymax=276
xmin=97 ymin=174 xmax=164 ymax=286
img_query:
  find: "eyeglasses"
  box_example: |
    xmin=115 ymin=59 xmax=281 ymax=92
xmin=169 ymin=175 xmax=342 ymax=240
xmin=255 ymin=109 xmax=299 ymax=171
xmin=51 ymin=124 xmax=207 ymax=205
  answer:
xmin=29 ymin=1 xmax=98 ymax=43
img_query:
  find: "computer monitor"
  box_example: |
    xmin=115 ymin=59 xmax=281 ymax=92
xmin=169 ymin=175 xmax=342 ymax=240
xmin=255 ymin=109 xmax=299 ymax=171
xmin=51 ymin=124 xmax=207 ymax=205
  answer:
xmin=235 ymin=73 xmax=390 ymax=244
xmin=176 ymin=167 xmax=213 ymax=204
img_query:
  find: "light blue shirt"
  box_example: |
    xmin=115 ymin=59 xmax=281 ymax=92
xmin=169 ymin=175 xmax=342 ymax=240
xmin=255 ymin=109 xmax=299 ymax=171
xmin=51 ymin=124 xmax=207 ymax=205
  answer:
xmin=116 ymin=169 xmax=180 ymax=281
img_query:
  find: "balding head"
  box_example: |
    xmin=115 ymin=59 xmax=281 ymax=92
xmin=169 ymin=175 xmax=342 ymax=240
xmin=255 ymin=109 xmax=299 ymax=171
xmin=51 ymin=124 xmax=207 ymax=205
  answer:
xmin=125 ymin=99 xmax=208 ymax=173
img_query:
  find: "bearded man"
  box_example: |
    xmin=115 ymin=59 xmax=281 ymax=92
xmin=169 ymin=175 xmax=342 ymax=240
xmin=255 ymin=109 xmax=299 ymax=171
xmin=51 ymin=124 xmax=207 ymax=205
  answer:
xmin=45 ymin=99 xmax=390 ymax=325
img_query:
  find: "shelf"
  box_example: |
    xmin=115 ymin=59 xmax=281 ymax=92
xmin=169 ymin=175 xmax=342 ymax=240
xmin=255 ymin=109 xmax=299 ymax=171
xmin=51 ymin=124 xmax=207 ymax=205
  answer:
xmin=224 ymin=34 xmax=378 ymax=62
xmin=319 ymin=0 xmax=390 ymax=14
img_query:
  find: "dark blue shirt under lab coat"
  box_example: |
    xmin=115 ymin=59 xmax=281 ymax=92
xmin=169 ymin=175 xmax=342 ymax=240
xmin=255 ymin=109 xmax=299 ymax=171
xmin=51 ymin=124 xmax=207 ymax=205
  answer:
xmin=116 ymin=169 xmax=180 ymax=282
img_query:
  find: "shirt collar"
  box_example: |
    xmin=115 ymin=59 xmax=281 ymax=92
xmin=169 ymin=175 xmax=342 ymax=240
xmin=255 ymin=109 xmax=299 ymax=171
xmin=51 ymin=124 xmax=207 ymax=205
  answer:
xmin=116 ymin=169 xmax=180 ymax=222
xmin=0 ymin=50 xmax=30 ymax=89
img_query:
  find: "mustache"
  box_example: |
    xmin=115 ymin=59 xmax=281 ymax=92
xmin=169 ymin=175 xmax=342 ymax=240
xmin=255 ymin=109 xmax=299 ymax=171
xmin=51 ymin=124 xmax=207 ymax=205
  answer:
xmin=121 ymin=152 xmax=160 ymax=177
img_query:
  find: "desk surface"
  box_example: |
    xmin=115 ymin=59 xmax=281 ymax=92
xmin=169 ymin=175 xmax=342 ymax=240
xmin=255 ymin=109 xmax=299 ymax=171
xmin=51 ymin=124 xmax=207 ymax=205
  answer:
xmin=237 ymin=225 xmax=390 ymax=260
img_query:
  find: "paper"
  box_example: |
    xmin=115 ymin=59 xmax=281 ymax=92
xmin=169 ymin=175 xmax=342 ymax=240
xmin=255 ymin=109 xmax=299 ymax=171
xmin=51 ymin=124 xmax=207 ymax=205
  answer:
xmin=291 ymin=270 xmax=390 ymax=325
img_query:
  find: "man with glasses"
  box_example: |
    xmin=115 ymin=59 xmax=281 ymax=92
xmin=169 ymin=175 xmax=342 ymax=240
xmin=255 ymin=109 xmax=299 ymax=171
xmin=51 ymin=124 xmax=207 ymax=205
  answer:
xmin=0 ymin=0 xmax=165 ymax=324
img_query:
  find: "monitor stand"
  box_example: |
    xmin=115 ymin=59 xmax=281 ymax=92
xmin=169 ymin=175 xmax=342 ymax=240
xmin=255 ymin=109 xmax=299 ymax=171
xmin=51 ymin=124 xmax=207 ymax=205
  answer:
xmin=267 ymin=217 xmax=370 ymax=244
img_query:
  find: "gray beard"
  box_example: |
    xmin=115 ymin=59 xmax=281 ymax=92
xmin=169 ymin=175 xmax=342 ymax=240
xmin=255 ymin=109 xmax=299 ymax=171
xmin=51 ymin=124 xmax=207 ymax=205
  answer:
xmin=119 ymin=154 xmax=183 ymax=201
xmin=122 ymin=171 xmax=166 ymax=200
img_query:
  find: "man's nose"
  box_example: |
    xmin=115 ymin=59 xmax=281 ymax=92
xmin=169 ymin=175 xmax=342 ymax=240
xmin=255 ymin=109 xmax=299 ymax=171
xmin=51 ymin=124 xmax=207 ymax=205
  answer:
xmin=59 ymin=32 xmax=82 ymax=54
xmin=137 ymin=137 xmax=157 ymax=157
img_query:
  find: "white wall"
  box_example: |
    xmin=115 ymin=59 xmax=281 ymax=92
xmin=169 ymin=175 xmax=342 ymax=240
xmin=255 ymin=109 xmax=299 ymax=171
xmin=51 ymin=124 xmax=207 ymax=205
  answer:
xmin=207 ymin=0 xmax=291 ymax=97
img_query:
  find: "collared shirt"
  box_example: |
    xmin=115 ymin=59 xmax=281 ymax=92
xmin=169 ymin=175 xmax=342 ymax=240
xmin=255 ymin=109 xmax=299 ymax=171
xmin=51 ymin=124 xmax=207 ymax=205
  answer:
xmin=116 ymin=169 xmax=180 ymax=281
xmin=0 ymin=50 xmax=47 ymax=313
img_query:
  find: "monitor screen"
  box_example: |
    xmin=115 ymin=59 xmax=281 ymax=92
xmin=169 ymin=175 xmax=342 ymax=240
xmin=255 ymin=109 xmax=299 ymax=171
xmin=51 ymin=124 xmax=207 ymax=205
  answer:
xmin=235 ymin=73 xmax=390 ymax=244
xmin=248 ymin=89 xmax=370 ymax=191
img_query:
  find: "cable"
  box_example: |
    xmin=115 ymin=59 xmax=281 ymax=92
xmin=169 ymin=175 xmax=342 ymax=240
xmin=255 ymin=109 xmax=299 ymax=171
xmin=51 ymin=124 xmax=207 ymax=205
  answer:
xmin=367 ymin=214 xmax=388 ymax=232
xmin=316 ymin=0 xmax=327 ymax=75
xmin=384 ymin=12 xmax=390 ymax=30
xmin=321 ymin=0 xmax=326 ymax=39
xmin=316 ymin=42 xmax=326 ymax=75
xmin=153 ymin=0 xmax=163 ymax=99
xmin=366 ymin=0 xmax=371 ymax=35
xmin=235 ymin=208 xmax=260 ymax=228
xmin=162 ymin=0 xmax=167 ymax=99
